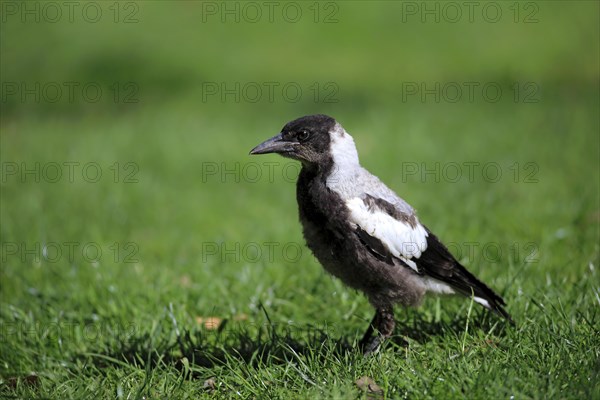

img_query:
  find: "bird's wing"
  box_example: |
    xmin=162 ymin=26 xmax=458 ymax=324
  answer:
xmin=346 ymin=194 xmax=428 ymax=273
xmin=346 ymin=193 xmax=512 ymax=322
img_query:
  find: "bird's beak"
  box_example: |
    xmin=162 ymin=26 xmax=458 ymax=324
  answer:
xmin=249 ymin=133 xmax=295 ymax=155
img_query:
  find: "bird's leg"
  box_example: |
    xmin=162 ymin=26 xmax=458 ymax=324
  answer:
xmin=359 ymin=314 xmax=376 ymax=348
xmin=359 ymin=305 xmax=395 ymax=355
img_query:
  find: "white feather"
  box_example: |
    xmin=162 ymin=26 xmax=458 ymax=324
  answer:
xmin=474 ymin=297 xmax=491 ymax=308
xmin=421 ymin=277 xmax=456 ymax=294
xmin=326 ymin=124 xmax=361 ymax=195
xmin=346 ymin=197 xmax=428 ymax=273
xmin=328 ymin=123 xmax=359 ymax=169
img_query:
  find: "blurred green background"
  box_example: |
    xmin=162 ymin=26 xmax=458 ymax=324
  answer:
xmin=1 ymin=1 xmax=599 ymax=398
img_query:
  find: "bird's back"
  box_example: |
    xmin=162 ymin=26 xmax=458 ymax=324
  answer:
xmin=327 ymin=165 xmax=417 ymax=217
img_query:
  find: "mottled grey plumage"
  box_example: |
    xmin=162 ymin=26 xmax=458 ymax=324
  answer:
xmin=250 ymin=114 xmax=512 ymax=354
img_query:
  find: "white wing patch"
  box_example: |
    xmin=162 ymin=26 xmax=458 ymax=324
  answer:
xmin=346 ymin=197 xmax=428 ymax=273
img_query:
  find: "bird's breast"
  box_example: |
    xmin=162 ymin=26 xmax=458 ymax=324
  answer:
xmin=296 ymin=169 xmax=361 ymax=274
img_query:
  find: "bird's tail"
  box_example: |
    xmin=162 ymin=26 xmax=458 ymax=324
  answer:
xmin=421 ymin=227 xmax=514 ymax=324
xmin=457 ymin=266 xmax=514 ymax=325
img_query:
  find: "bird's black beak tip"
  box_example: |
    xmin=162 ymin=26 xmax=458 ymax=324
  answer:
xmin=249 ymin=133 xmax=286 ymax=156
xmin=249 ymin=148 xmax=265 ymax=156
xmin=248 ymin=144 xmax=270 ymax=156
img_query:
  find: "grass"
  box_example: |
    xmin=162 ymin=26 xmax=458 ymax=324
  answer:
xmin=1 ymin=1 xmax=599 ymax=399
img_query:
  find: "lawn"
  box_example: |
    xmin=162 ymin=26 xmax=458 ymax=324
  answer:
xmin=1 ymin=1 xmax=599 ymax=399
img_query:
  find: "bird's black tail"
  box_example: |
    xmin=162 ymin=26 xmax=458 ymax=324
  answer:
xmin=421 ymin=227 xmax=514 ymax=324
xmin=455 ymin=264 xmax=514 ymax=325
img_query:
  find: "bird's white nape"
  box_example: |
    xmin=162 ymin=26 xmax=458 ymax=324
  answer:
xmin=329 ymin=123 xmax=359 ymax=169
xmin=326 ymin=123 xmax=361 ymax=195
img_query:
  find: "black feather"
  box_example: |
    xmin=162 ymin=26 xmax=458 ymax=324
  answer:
xmin=354 ymin=225 xmax=394 ymax=265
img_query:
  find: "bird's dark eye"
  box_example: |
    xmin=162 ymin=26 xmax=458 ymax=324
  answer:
xmin=297 ymin=129 xmax=310 ymax=142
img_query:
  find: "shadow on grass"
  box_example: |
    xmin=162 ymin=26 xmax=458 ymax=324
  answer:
xmin=86 ymin=309 xmax=510 ymax=375
xmin=392 ymin=310 xmax=511 ymax=346
xmin=100 ymin=320 xmax=355 ymax=373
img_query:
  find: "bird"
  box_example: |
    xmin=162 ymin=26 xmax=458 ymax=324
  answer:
xmin=249 ymin=114 xmax=513 ymax=355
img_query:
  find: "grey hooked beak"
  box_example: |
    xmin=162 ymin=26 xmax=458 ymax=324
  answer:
xmin=249 ymin=133 xmax=295 ymax=155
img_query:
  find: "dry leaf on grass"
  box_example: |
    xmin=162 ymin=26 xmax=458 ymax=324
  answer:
xmin=203 ymin=377 xmax=217 ymax=391
xmin=355 ymin=376 xmax=384 ymax=399
xmin=195 ymin=314 xmax=248 ymax=330
xmin=195 ymin=316 xmax=222 ymax=330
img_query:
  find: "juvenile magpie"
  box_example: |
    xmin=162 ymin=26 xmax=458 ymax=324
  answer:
xmin=250 ymin=114 xmax=512 ymax=355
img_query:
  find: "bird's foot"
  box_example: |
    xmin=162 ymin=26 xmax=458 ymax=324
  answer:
xmin=360 ymin=332 xmax=386 ymax=356
xmin=359 ymin=306 xmax=395 ymax=356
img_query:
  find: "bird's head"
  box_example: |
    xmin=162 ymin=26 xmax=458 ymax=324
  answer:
xmin=250 ymin=114 xmax=359 ymax=170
